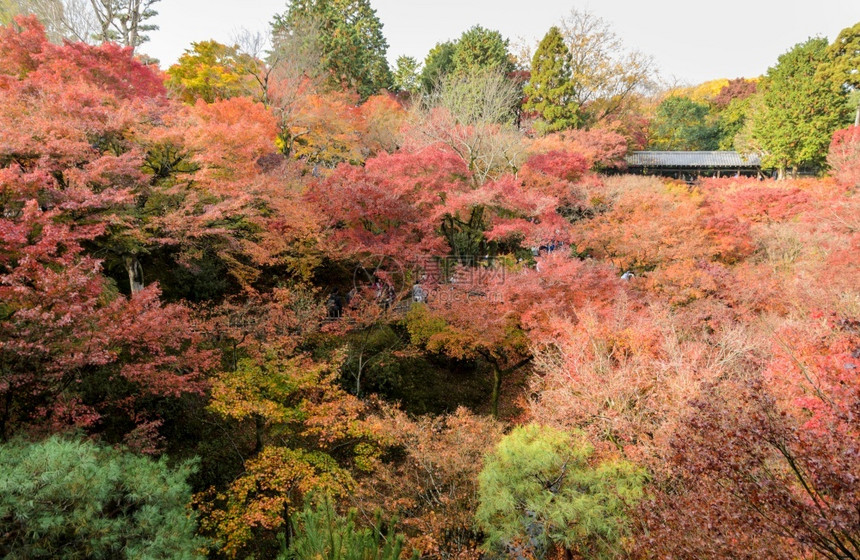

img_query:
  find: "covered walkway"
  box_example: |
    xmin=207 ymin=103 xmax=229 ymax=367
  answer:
xmin=624 ymin=151 xmax=765 ymax=181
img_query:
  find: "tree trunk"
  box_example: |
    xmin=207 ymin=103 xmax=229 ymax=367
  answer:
xmin=125 ymin=255 xmax=144 ymax=294
xmin=254 ymin=415 xmax=264 ymax=453
xmin=490 ymin=366 xmax=502 ymax=419
xmin=0 ymin=389 xmax=12 ymax=442
xmin=355 ymin=351 xmax=364 ymax=397
xmin=487 ymin=356 xmax=532 ymax=419
xmin=776 ymin=166 xmax=786 ymax=180
xmin=282 ymin=501 xmax=291 ymax=550
xmin=127 ymin=0 xmax=140 ymax=49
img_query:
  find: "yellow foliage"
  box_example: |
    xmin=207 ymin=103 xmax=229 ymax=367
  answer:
xmin=666 ymin=79 xmax=729 ymax=104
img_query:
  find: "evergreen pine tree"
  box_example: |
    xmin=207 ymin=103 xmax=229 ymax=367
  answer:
xmin=0 ymin=437 xmax=203 ymax=559
xmin=476 ymin=425 xmax=645 ymax=559
xmin=282 ymin=497 xmax=415 ymax=560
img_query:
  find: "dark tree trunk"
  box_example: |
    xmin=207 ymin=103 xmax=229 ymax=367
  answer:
xmin=490 ymin=365 xmax=502 ymax=419
xmin=254 ymin=415 xmax=264 ymax=453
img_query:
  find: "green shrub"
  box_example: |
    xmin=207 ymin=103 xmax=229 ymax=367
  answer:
xmin=282 ymin=497 xmax=415 ymax=560
xmin=0 ymin=436 xmax=203 ymax=559
xmin=476 ymin=424 xmax=646 ymax=559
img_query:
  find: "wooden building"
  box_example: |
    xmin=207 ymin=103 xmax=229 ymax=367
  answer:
xmin=624 ymin=151 xmax=764 ymax=181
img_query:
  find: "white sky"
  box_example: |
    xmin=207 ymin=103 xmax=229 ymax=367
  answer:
xmin=144 ymin=0 xmax=860 ymax=85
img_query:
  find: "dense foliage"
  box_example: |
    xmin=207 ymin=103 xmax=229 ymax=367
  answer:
xmin=272 ymin=0 xmax=392 ymax=98
xmin=0 ymin=8 xmax=858 ymax=560
xmin=477 ymin=425 xmax=645 ymax=559
xmin=751 ymin=38 xmax=847 ymax=176
xmin=0 ymin=436 xmax=202 ymax=559
xmin=282 ymin=498 xmax=413 ymax=560
xmin=524 ymin=26 xmax=579 ymax=133
xmin=649 ymin=95 xmax=719 ymax=150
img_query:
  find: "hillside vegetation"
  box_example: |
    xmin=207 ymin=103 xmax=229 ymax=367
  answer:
xmin=0 ymin=7 xmax=858 ymax=560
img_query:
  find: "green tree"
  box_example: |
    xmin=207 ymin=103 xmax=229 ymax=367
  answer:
xmin=717 ymin=95 xmax=755 ymax=150
xmin=476 ymin=425 xmax=645 ymax=559
xmin=524 ymin=26 xmax=579 ymax=134
xmin=419 ymin=28 xmax=514 ymax=93
xmin=649 ymin=95 xmax=720 ymax=151
xmin=392 ymin=54 xmax=420 ymax=94
xmin=712 ymin=79 xmax=758 ymax=150
xmin=752 ymin=37 xmax=848 ymax=177
xmin=0 ymin=436 xmax=203 ymax=559
xmin=420 ymin=40 xmax=456 ymax=91
xmin=281 ymin=497 xmax=415 ymax=560
xmin=272 ymin=0 xmax=392 ymax=98
xmin=824 ymin=21 xmax=860 ymax=125
xmin=452 ymin=25 xmax=515 ymax=76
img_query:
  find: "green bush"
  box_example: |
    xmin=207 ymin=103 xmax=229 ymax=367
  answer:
xmin=0 ymin=436 xmax=204 ymax=559
xmin=282 ymin=497 xmax=415 ymax=560
xmin=476 ymin=424 xmax=646 ymax=559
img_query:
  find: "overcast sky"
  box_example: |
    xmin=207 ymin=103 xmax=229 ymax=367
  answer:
xmin=144 ymin=0 xmax=860 ymax=85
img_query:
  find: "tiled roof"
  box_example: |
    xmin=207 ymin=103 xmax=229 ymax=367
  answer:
xmin=626 ymin=151 xmax=762 ymax=168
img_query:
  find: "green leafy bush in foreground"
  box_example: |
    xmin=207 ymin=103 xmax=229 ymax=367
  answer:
xmin=0 ymin=436 xmax=203 ymax=559
xmin=476 ymin=424 xmax=646 ymax=559
xmin=282 ymin=497 xmax=416 ymax=560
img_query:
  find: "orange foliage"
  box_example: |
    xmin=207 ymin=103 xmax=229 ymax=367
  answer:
xmin=197 ymin=446 xmax=354 ymax=558
xmin=187 ymin=97 xmax=278 ymax=182
xmin=358 ymin=93 xmax=406 ymax=154
xmin=356 ymin=407 xmax=503 ymax=559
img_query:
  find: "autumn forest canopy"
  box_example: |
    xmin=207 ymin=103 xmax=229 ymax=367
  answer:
xmin=0 ymin=1 xmax=859 ymax=559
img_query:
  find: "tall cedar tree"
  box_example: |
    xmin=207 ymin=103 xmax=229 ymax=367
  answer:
xmin=752 ymin=37 xmax=847 ymax=177
xmin=524 ymin=26 xmax=579 ymax=134
xmin=273 ymin=0 xmax=392 ymax=99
